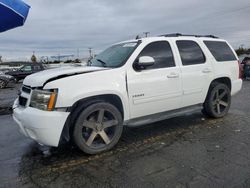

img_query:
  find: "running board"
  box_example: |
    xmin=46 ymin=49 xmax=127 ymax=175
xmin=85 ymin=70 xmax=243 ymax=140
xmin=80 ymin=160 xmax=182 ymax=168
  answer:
xmin=124 ymin=104 xmax=203 ymax=127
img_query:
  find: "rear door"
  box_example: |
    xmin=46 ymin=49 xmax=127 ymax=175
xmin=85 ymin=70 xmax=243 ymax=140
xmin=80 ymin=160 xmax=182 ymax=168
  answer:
xmin=127 ymin=40 xmax=182 ymax=119
xmin=174 ymin=39 xmax=213 ymax=107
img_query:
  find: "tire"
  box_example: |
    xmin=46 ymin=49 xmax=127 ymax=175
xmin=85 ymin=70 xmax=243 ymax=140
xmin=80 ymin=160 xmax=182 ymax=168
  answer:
xmin=73 ymin=102 xmax=123 ymax=154
xmin=203 ymin=82 xmax=231 ymax=118
xmin=0 ymin=79 xmax=7 ymax=89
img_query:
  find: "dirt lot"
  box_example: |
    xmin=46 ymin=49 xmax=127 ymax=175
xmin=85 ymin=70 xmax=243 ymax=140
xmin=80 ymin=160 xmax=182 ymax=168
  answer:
xmin=0 ymin=82 xmax=250 ymax=188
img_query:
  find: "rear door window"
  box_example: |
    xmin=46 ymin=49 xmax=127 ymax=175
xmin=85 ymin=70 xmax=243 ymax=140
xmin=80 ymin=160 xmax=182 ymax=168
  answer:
xmin=204 ymin=41 xmax=237 ymax=61
xmin=176 ymin=40 xmax=206 ymax=66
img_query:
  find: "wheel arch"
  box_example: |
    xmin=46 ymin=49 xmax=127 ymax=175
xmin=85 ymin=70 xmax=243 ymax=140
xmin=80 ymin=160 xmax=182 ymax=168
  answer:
xmin=210 ymin=77 xmax=232 ymax=91
xmin=0 ymin=77 xmax=8 ymax=82
xmin=59 ymin=94 xmax=125 ymax=144
xmin=203 ymin=76 xmax=232 ymax=103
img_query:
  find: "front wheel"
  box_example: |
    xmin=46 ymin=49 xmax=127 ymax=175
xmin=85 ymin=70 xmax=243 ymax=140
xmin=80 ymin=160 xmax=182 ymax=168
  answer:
xmin=0 ymin=79 xmax=7 ymax=89
xmin=73 ymin=102 xmax=123 ymax=154
xmin=203 ymin=82 xmax=231 ymax=118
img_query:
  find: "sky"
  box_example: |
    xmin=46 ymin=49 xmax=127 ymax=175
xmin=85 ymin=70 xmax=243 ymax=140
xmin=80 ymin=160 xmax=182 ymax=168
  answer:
xmin=1 ymin=0 xmax=250 ymax=61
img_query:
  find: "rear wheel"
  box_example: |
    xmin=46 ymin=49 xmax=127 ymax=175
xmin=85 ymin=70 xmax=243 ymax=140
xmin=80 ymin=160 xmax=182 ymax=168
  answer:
xmin=73 ymin=102 xmax=123 ymax=154
xmin=0 ymin=79 xmax=7 ymax=89
xmin=203 ymin=82 xmax=231 ymax=118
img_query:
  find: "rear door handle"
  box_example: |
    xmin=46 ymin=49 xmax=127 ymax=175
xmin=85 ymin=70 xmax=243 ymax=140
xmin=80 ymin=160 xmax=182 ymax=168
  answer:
xmin=202 ymin=68 xmax=212 ymax=73
xmin=167 ymin=72 xmax=179 ymax=78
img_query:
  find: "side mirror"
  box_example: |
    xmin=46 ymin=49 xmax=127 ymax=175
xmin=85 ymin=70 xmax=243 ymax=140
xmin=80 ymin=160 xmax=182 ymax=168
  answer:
xmin=137 ymin=56 xmax=155 ymax=68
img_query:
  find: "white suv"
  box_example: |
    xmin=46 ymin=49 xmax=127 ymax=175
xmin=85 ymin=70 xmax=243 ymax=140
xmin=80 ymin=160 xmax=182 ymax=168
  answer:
xmin=13 ymin=34 xmax=242 ymax=154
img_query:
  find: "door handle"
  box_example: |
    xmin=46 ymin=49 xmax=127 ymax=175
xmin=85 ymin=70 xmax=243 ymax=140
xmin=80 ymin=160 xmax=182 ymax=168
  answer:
xmin=167 ymin=72 xmax=179 ymax=78
xmin=202 ymin=68 xmax=212 ymax=73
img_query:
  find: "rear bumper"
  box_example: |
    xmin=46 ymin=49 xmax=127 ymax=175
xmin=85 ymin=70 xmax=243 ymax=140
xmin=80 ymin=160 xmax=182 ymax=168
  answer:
xmin=12 ymin=99 xmax=70 ymax=147
xmin=231 ymin=79 xmax=242 ymax=96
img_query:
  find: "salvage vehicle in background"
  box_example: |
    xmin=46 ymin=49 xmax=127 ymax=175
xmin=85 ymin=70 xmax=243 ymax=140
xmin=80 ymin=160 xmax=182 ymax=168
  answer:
xmin=13 ymin=34 xmax=242 ymax=154
xmin=5 ymin=63 xmax=45 ymax=82
xmin=0 ymin=74 xmax=16 ymax=89
xmin=243 ymin=60 xmax=250 ymax=80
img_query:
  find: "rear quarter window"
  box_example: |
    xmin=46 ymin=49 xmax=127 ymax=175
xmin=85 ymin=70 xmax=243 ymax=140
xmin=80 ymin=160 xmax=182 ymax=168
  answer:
xmin=204 ymin=41 xmax=237 ymax=62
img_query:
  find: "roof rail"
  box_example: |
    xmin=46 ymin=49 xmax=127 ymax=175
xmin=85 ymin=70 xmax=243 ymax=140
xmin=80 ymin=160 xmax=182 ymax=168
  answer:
xmin=159 ymin=33 xmax=219 ymax=38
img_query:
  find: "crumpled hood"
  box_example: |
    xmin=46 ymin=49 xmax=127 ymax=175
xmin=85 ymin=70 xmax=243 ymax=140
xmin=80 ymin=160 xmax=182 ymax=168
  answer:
xmin=23 ymin=66 xmax=107 ymax=87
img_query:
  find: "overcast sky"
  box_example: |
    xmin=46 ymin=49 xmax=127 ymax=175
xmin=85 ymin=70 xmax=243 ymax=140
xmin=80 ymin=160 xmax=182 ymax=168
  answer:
xmin=1 ymin=0 xmax=250 ymax=61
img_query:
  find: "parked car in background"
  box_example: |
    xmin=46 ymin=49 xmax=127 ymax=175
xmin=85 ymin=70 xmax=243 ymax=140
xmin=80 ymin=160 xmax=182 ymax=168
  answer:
xmin=241 ymin=57 xmax=250 ymax=65
xmin=5 ymin=63 xmax=45 ymax=82
xmin=241 ymin=57 xmax=250 ymax=79
xmin=0 ymin=74 xmax=16 ymax=89
xmin=243 ymin=59 xmax=250 ymax=80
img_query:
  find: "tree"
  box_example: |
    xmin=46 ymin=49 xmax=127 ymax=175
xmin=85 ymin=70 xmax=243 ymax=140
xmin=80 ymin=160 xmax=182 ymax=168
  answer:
xmin=235 ymin=46 xmax=250 ymax=56
xmin=31 ymin=54 xmax=37 ymax=63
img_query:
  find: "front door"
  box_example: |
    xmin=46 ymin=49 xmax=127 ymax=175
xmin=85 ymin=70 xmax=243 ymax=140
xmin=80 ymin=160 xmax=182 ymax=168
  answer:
xmin=127 ymin=40 xmax=182 ymax=119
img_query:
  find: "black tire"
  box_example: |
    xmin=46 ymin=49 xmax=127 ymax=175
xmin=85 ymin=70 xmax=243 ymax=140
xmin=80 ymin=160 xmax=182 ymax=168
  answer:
xmin=0 ymin=79 xmax=7 ymax=89
xmin=73 ymin=102 xmax=123 ymax=154
xmin=203 ymin=82 xmax=231 ymax=118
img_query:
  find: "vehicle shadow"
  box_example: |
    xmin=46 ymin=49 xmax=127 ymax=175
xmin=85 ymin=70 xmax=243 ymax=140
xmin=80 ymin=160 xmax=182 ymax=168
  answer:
xmin=19 ymin=112 xmax=207 ymax=171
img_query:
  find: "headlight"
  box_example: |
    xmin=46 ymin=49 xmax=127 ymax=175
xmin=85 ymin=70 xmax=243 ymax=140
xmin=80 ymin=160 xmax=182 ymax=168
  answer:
xmin=30 ymin=89 xmax=58 ymax=111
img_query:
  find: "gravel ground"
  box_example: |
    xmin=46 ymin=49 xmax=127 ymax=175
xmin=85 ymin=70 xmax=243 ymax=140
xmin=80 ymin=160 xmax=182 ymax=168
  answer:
xmin=0 ymin=81 xmax=250 ymax=188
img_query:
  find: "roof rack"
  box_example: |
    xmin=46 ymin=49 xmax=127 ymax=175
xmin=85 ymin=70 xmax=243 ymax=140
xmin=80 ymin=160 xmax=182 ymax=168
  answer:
xmin=159 ymin=33 xmax=219 ymax=38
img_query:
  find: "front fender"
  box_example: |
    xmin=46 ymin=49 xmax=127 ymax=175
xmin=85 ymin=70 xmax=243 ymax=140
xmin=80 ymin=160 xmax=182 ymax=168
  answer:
xmin=43 ymin=69 xmax=130 ymax=120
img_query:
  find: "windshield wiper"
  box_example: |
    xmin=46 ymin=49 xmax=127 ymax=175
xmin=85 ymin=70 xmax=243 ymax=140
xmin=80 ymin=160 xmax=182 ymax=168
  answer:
xmin=96 ymin=59 xmax=107 ymax=67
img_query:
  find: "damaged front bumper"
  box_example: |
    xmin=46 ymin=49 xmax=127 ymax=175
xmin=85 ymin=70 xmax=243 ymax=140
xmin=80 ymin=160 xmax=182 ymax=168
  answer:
xmin=12 ymin=99 xmax=70 ymax=147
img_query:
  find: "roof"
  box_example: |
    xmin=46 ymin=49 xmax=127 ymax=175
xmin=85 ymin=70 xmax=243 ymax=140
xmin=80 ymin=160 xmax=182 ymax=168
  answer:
xmin=115 ymin=33 xmax=224 ymax=46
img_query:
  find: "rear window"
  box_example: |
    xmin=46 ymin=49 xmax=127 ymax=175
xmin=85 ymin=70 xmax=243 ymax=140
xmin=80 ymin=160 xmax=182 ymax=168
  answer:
xmin=204 ymin=41 xmax=237 ymax=62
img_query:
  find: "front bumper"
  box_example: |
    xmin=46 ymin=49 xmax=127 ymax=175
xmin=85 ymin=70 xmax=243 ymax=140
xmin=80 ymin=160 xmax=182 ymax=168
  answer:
xmin=12 ymin=99 xmax=70 ymax=147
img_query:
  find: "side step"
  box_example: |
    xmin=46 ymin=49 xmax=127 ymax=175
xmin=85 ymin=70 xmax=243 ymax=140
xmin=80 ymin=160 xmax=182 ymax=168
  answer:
xmin=124 ymin=104 xmax=203 ymax=127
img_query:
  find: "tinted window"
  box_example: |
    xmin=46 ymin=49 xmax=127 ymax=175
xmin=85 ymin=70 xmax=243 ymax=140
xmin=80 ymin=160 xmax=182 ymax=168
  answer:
xmin=176 ymin=40 xmax=206 ymax=65
xmin=204 ymin=41 xmax=237 ymax=62
xmin=136 ymin=41 xmax=175 ymax=70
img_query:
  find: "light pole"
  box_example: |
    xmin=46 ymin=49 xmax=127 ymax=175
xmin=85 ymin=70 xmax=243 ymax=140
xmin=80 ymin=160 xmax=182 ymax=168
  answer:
xmin=143 ymin=32 xmax=150 ymax=38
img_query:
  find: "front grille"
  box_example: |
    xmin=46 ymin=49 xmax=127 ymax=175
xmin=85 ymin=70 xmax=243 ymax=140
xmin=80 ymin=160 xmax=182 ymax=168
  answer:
xmin=22 ymin=85 xmax=31 ymax=94
xmin=19 ymin=96 xmax=27 ymax=107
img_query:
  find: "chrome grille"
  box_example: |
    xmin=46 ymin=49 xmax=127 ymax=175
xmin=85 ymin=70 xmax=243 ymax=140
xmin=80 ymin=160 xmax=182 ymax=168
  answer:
xmin=22 ymin=85 xmax=31 ymax=94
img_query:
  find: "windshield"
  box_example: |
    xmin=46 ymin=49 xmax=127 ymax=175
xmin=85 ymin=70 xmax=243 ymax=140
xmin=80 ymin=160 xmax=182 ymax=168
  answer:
xmin=20 ymin=65 xmax=32 ymax=71
xmin=89 ymin=42 xmax=138 ymax=68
